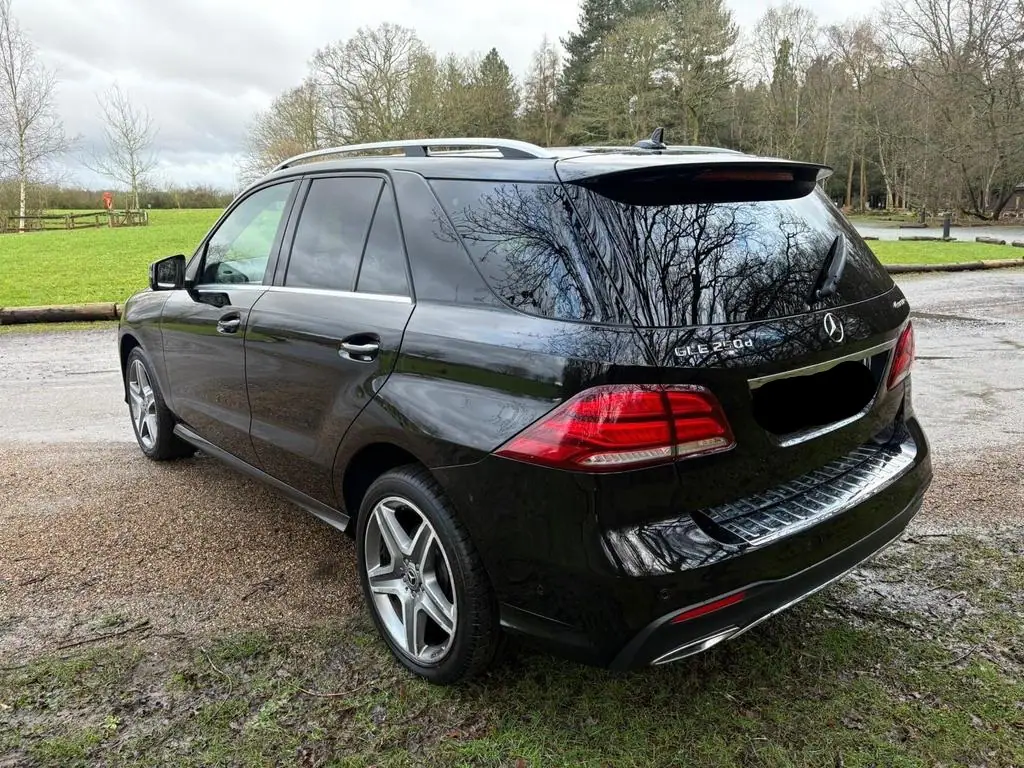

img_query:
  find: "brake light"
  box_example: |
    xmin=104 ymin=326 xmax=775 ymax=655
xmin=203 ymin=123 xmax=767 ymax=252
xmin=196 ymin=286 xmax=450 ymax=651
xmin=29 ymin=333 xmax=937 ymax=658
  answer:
xmin=887 ymin=322 xmax=915 ymax=389
xmin=694 ymin=169 xmax=794 ymax=183
xmin=494 ymin=385 xmax=735 ymax=472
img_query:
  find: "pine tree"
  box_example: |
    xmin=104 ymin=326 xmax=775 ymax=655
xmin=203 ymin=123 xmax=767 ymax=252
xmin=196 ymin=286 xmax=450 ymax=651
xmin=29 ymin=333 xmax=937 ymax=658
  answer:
xmin=466 ymin=48 xmax=519 ymax=137
xmin=558 ymin=0 xmax=665 ymax=115
xmin=436 ymin=54 xmax=473 ymax=136
xmin=571 ymin=14 xmax=673 ymax=143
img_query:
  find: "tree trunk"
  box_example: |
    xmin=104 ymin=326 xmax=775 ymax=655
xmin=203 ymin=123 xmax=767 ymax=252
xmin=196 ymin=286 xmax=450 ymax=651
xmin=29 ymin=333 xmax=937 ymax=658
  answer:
xmin=859 ymin=152 xmax=866 ymax=212
xmin=821 ymin=88 xmax=835 ymax=166
xmin=845 ymin=155 xmax=854 ymax=209
xmin=19 ymin=178 xmax=27 ymax=232
xmin=991 ymin=187 xmax=1018 ymax=221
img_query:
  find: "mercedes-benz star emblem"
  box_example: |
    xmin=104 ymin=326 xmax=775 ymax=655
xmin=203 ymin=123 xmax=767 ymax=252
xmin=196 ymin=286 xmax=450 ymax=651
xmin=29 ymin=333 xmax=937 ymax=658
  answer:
xmin=822 ymin=312 xmax=845 ymax=343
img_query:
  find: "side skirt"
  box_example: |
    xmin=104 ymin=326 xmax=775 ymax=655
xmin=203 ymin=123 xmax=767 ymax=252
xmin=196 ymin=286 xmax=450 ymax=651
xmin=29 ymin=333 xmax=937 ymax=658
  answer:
xmin=173 ymin=424 xmax=351 ymax=532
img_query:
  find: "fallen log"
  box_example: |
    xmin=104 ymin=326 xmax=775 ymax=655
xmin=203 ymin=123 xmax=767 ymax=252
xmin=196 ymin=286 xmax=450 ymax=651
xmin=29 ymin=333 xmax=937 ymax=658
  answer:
xmin=975 ymin=236 xmax=1007 ymax=245
xmin=885 ymin=259 xmax=1024 ymax=274
xmin=0 ymin=303 xmax=119 ymax=325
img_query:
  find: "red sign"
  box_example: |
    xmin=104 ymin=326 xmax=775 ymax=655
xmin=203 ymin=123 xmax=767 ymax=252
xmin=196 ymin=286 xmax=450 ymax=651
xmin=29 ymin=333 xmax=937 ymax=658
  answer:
xmin=102 ymin=192 xmax=113 ymax=210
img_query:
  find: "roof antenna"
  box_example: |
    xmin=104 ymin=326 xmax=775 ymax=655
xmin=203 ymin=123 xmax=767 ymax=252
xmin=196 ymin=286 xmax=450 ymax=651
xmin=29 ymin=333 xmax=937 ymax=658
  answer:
xmin=634 ymin=127 xmax=667 ymax=151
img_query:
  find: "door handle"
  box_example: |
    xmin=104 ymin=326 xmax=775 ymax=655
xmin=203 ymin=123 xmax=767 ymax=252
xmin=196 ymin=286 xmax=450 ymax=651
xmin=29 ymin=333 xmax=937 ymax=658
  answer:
xmin=216 ymin=313 xmax=242 ymax=334
xmin=339 ymin=335 xmax=380 ymax=362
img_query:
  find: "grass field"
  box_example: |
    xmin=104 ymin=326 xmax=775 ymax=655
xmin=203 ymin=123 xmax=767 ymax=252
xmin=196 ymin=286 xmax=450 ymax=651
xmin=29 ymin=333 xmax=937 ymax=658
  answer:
xmin=0 ymin=210 xmax=220 ymax=307
xmin=869 ymin=240 xmax=1024 ymax=264
xmin=3 ymin=532 xmax=1022 ymax=767
xmin=0 ymin=209 xmax=1021 ymax=308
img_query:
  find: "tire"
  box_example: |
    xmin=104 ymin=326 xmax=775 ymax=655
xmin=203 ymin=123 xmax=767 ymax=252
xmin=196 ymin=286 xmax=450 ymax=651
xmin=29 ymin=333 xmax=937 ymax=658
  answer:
xmin=355 ymin=464 xmax=502 ymax=684
xmin=124 ymin=347 xmax=195 ymax=461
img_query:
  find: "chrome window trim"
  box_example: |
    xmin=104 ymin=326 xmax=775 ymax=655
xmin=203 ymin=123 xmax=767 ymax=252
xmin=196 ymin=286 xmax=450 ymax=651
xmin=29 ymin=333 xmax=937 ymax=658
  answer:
xmin=194 ymin=283 xmax=267 ymax=292
xmin=263 ymin=285 xmax=413 ymax=304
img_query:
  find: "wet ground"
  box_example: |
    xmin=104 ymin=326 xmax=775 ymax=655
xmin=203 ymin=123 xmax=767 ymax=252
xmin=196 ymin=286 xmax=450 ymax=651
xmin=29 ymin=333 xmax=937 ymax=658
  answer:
xmin=896 ymin=268 xmax=1024 ymax=459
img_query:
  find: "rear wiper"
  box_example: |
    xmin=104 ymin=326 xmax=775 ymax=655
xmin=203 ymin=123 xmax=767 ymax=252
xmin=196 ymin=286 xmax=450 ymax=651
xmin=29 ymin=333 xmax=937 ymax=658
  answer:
xmin=809 ymin=235 xmax=847 ymax=303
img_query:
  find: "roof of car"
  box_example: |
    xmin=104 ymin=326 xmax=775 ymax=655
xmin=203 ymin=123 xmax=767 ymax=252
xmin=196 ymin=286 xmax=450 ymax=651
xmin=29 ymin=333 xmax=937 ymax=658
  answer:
xmin=255 ymin=136 xmax=828 ymax=187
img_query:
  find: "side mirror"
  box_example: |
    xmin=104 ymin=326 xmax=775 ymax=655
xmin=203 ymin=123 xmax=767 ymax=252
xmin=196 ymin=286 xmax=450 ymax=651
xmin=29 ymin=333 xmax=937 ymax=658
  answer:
xmin=149 ymin=254 xmax=187 ymax=291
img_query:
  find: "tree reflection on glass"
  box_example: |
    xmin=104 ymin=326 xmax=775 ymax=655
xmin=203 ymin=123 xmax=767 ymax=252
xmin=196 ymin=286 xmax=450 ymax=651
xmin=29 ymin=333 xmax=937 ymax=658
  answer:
xmin=433 ymin=180 xmax=601 ymax=322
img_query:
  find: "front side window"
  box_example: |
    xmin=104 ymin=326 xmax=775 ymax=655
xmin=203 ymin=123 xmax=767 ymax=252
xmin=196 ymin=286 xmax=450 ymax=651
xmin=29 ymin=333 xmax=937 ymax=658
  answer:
xmin=200 ymin=182 xmax=296 ymax=285
xmin=285 ymin=177 xmax=383 ymax=291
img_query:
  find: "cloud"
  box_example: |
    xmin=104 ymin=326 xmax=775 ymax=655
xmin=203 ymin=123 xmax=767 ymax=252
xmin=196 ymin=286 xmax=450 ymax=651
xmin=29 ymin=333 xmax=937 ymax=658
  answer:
xmin=15 ymin=0 xmax=868 ymax=190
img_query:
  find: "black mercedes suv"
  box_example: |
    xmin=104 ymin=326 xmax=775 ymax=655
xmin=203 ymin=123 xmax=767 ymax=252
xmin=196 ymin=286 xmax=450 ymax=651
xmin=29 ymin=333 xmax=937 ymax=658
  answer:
xmin=118 ymin=132 xmax=932 ymax=684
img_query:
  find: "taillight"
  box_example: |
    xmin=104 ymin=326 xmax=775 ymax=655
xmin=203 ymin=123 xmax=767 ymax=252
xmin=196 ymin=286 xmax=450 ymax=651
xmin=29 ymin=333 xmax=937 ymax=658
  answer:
xmin=887 ymin=322 xmax=915 ymax=390
xmin=494 ymin=385 xmax=735 ymax=472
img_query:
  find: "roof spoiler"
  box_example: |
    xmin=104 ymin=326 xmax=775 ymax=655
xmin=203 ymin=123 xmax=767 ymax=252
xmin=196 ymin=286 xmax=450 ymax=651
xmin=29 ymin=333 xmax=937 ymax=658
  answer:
xmin=566 ymin=159 xmax=833 ymax=204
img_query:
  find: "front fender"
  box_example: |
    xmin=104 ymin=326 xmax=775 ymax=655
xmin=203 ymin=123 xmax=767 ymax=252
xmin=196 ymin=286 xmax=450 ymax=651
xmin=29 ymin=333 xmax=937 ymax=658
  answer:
xmin=118 ymin=290 xmax=173 ymax=407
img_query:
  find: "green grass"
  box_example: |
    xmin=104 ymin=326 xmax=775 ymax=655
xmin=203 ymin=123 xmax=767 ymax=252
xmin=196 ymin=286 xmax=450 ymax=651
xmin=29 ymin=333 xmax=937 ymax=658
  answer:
xmin=2 ymin=535 xmax=1022 ymax=767
xmin=0 ymin=209 xmax=219 ymax=307
xmin=1 ymin=209 xmax=1022 ymax=309
xmin=869 ymin=240 xmax=1023 ymax=265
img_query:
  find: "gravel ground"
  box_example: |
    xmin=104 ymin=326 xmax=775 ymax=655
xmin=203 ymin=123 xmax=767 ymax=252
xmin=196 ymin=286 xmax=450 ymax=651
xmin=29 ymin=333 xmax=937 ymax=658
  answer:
xmin=0 ymin=444 xmax=362 ymax=661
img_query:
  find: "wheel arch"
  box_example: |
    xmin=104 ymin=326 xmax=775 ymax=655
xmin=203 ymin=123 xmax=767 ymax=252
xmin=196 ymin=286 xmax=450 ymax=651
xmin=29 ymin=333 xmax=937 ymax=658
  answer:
xmin=119 ymin=332 xmax=142 ymax=402
xmin=340 ymin=442 xmax=426 ymax=531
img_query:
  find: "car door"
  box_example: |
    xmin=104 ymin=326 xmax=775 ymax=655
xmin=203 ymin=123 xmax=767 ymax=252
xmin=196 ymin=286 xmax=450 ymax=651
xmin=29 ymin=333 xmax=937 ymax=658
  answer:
xmin=161 ymin=179 xmax=299 ymax=465
xmin=245 ymin=174 xmax=415 ymax=505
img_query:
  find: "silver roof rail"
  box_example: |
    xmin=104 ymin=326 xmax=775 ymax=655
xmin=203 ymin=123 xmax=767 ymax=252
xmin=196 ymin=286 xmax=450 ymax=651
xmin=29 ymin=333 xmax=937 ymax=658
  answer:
xmin=273 ymin=138 xmax=555 ymax=171
xmin=572 ymin=144 xmax=743 ymax=155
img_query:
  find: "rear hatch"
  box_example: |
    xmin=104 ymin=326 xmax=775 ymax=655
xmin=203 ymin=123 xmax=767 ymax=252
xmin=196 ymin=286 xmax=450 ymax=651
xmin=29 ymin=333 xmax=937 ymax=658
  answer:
xmin=552 ymin=154 xmax=912 ymax=532
xmin=427 ymin=153 xmax=913 ymax=542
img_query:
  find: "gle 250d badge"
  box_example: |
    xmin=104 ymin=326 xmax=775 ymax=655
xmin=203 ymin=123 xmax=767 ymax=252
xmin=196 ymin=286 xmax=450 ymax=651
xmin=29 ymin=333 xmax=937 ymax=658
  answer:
xmin=674 ymin=337 xmax=755 ymax=359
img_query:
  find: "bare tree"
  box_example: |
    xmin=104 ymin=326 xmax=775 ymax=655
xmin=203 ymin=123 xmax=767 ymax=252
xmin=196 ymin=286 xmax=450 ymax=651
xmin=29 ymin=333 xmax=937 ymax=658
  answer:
xmin=520 ymin=36 xmax=564 ymax=146
xmin=749 ymin=3 xmax=819 ymax=157
xmin=238 ymin=79 xmax=325 ymax=184
xmin=883 ymin=0 xmax=1024 ymax=218
xmin=85 ymin=84 xmax=157 ymax=211
xmin=312 ymin=23 xmax=424 ymax=143
xmin=0 ymin=0 xmax=70 ymax=230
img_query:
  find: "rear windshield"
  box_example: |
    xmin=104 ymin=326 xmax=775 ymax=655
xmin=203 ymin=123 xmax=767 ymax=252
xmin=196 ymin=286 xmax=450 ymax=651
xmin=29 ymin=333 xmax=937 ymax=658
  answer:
xmin=430 ymin=179 xmax=893 ymax=327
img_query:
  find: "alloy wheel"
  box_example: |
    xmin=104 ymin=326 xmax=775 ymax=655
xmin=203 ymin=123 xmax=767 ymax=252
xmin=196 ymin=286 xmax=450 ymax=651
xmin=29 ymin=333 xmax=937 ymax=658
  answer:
xmin=127 ymin=359 xmax=158 ymax=451
xmin=364 ymin=495 xmax=458 ymax=665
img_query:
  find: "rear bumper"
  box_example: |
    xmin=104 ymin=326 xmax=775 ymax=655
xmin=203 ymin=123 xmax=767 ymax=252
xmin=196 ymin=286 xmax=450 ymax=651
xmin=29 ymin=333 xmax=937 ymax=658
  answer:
xmin=436 ymin=413 xmax=932 ymax=669
xmin=608 ymin=481 xmax=927 ymax=669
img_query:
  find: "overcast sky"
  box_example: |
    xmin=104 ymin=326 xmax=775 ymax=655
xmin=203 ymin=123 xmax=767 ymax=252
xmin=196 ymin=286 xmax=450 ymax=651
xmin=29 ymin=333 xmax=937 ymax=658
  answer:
xmin=18 ymin=0 xmax=863 ymax=191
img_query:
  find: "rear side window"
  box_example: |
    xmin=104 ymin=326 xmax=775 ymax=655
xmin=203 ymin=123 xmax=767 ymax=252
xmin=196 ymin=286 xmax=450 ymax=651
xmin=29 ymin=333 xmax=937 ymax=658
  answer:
xmin=357 ymin=186 xmax=409 ymax=296
xmin=429 ymin=180 xmax=599 ymax=321
xmin=286 ymin=177 xmax=383 ymax=291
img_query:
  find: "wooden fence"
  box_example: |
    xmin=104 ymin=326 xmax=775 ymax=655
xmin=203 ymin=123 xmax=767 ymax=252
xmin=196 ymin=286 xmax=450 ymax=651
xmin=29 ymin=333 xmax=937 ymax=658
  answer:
xmin=0 ymin=210 xmax=149 ymax=234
